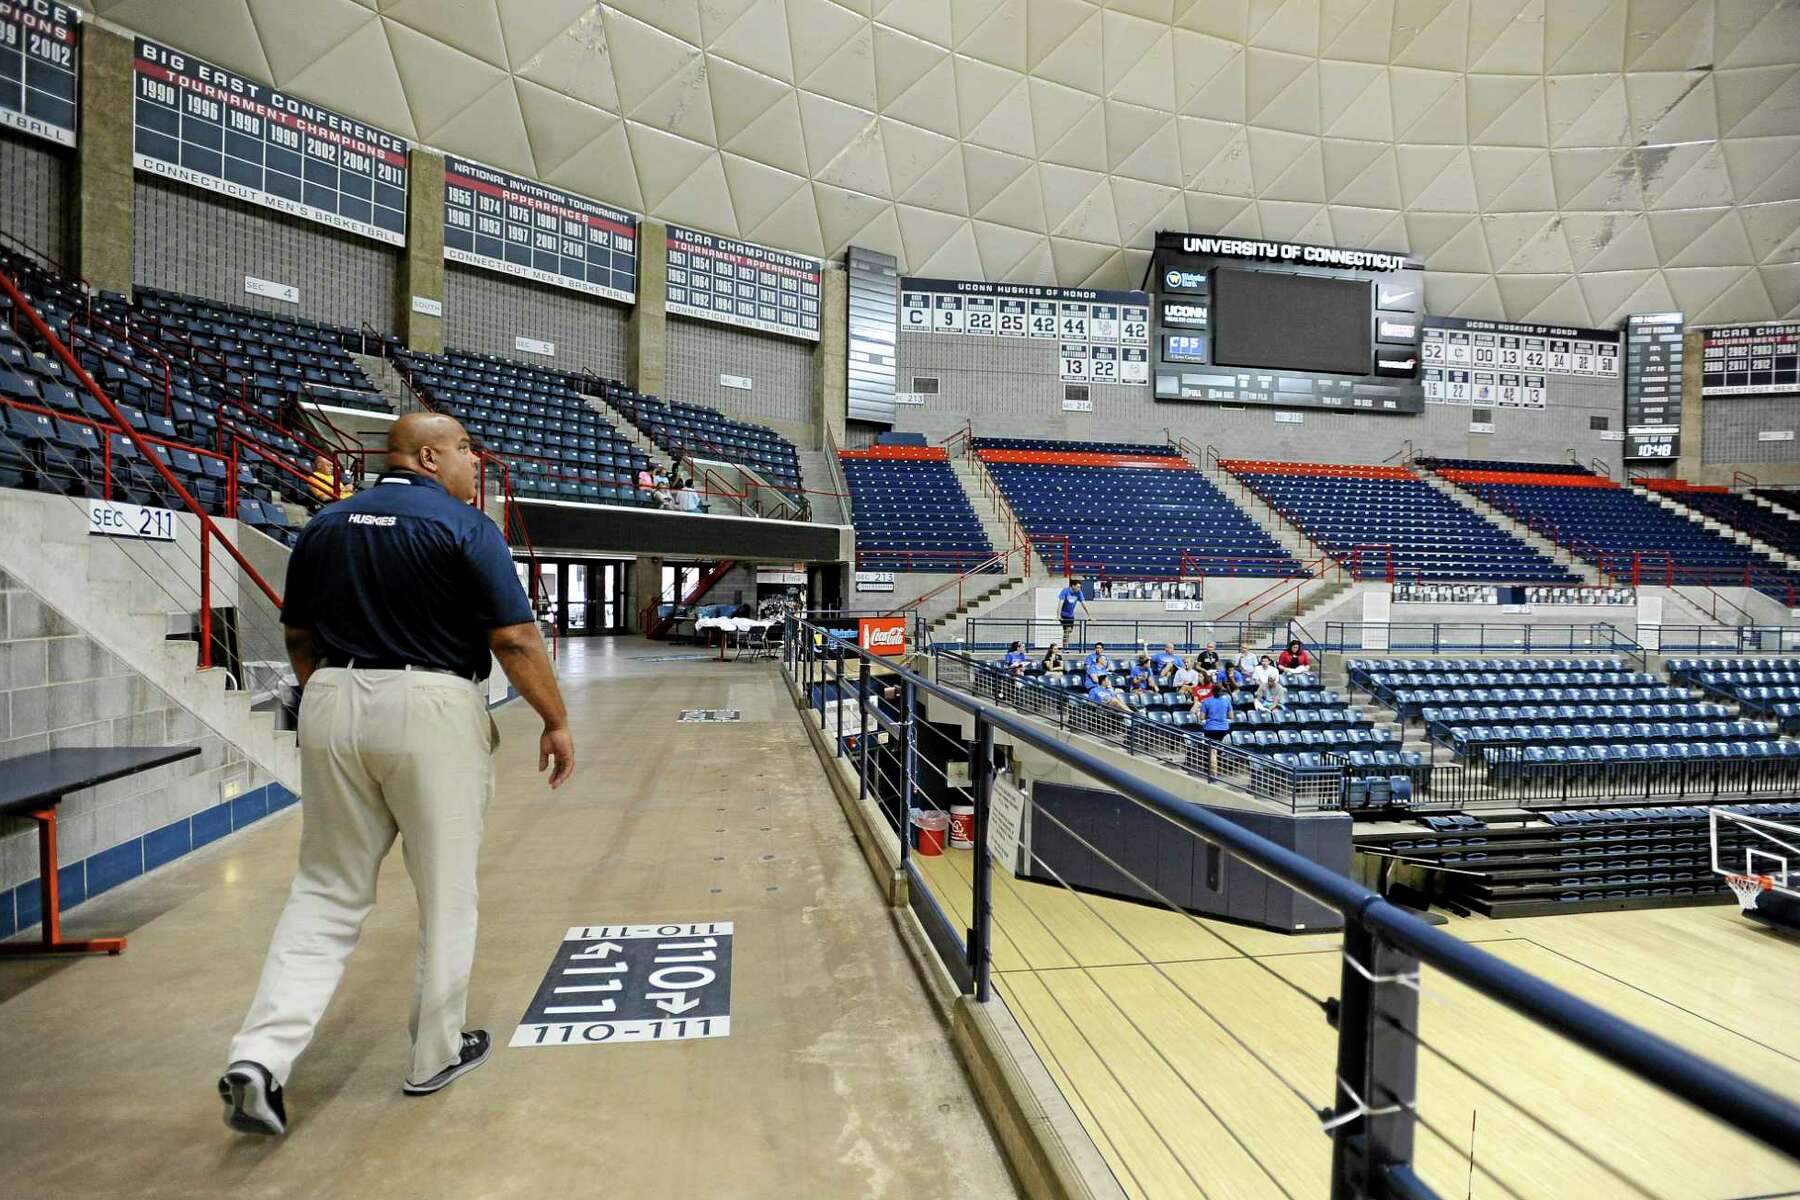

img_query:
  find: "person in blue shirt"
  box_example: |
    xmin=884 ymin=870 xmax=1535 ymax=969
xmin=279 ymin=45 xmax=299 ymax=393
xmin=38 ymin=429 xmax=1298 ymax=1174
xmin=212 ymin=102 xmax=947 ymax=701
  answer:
xmin=1083 ymin=641 xmax=1113 ymax=680
xmin=1196 ymin=683 xmax=1234 ymax=775
xmin=1215 ymin=663 xmax=1248 ymax=692
xmin=1000 ymin=640 xmax=1030 ymax=675
xmin=1087 ymin=680 xmax=1130 ymax=712
xmin=1057 ymin=576 xmax=1088 ymax=642
xmin=1127 ymin=653 xmax=1158 ymax=692
xmin=1151 ymin=642 xmax=1183 ymax=684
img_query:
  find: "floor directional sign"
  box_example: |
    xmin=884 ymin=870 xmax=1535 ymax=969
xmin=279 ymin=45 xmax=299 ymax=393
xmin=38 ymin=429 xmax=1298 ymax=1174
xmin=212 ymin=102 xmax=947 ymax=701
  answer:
xmin=513 ymin=922 xmax=733 ymax=1048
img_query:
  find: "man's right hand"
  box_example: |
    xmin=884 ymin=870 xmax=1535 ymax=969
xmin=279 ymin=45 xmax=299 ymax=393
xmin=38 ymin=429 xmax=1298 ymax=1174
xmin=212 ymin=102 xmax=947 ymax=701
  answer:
xmin=540 ymin=726 xmax=575 ymax=789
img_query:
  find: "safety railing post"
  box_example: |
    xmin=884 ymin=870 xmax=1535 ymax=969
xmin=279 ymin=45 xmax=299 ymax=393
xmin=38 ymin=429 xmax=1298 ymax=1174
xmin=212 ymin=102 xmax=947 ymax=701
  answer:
xmin=969 ymin=714 xmax=994 ymax=1002
xmin=834 ymin=642 xmax=845 ymax=755
xmin=198 ymin=533 xmax=213 ymax=670
xmin=900 ymin=680 xmax=915 ymax=869
xmin=857 ymin=657 xmax=870 ymax=801
xmin=1329 ymin=923 xmax=1422 ymax=1200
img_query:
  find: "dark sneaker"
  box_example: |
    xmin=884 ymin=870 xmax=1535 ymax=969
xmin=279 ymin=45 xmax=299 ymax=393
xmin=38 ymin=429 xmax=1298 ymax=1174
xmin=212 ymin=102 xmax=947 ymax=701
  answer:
xmin=218 ymin=1061 xmax=286 ymax=1135
xmin=402 ymin=1030 xmax=492 ymax=1096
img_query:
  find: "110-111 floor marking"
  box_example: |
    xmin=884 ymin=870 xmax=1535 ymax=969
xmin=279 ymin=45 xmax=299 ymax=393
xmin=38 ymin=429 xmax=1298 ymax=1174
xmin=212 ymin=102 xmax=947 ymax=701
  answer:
xmin=512 ymin=922 xmax=734 ymax=1048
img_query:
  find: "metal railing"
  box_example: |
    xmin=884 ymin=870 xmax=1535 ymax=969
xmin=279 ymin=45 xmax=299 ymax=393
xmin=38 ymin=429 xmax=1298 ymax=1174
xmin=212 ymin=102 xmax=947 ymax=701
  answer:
xmin=780 ymin=616 xmax=1800 ymax=1197
xmin=1648 ymin=625 xmax=1800 ymax=653
xmin=1316 ymin=621 xmax=1647 ymax=664
xmin=960 ymin=615 xmax=1258 ymax=652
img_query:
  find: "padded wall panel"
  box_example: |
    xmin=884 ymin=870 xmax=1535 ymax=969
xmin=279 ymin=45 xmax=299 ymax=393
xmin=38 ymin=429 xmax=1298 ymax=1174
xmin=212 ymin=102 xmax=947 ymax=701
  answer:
xmin=665 ymin=315 xmax=814 ymax=427
xmin=443 ymin=264 xmax=629 ymax=379
xmin=132 ymin=178 xmax=397 ymax=329
xmin=1703 ymin=397 xmax=1800 ymax=465
xmin=0 ymin=130 xmax=68 ymax=265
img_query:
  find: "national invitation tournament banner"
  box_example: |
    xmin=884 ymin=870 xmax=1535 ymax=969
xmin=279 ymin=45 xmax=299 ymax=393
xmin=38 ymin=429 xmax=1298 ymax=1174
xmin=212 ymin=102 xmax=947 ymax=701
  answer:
xmin=132 ymin=37 xmax=408 ymax=245
xmin=666 ymin=224 xmax=822 ymax=342
xmin=443 ymin=155 xmax=637 ymax=304
xmin=0 ymin=0 xmax=78 ymax=147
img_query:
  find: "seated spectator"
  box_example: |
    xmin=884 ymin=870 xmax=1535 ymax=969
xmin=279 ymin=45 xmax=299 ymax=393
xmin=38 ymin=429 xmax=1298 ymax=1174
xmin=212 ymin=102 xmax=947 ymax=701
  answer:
xmin=1196 ymin=642 xmax=1220 ymax=673
xmin=654 ymin=476 xmax=675 ymax=510
xmin=1255 ymin=676 xmax=1286 ymax=713
xmin=1040 ymin=642 xmax=1064 ymax=672
xmin=1171 ymin=657 xmax=1203 ymax=698
xmin=1151 ymin=641 xmax=1183 ymax=683
xmin=305 ymin=454 xmax=352 ymax=503
xmin=1236 ymin=645 xmax=1260 ymax=678
xmin=1216 ymin=663 xmax=1248 ymax=693
xmin=636 ymin=466 xmax=656 ymax=498
xmin=1087 ymin=678 xmax=1130 ymax=712
xmin=1001 ymin=641 xmax=1030 ymax=674
xmin=1127 ymin=654 xmax=1157 ymax=692
xmin=1278 ymin=639 xmax=1312 ymax=676
xmin=1083 ymin=642 xmax=1113 ymax=678
xmin=676 ymin=477 xmax=704 ymax=514
xmin=1251 ymin=654 xmax=1281 ymax=695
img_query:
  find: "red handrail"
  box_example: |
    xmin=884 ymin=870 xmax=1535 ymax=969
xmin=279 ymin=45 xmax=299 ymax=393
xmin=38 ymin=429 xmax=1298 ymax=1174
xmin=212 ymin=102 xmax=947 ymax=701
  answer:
xmin=1348 ymin=543 xmax=1394 ymax=583
xmin=0 ymin=266 xmax=283 ymax=668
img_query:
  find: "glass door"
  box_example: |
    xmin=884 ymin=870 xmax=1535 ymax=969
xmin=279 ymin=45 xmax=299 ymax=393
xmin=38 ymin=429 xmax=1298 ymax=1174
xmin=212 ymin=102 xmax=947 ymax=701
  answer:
xmin=565 ymin=563 xmax=591 ymax=634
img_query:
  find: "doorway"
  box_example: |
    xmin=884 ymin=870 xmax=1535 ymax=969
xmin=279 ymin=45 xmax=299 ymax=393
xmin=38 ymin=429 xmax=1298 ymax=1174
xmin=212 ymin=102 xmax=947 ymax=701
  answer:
xmin=518 ymin=557 xmax=633 ymax=637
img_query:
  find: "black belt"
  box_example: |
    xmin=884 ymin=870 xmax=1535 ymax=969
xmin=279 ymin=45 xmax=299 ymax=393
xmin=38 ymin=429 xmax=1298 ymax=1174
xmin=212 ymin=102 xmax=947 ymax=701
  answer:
xmin=320 ymin=657 xmax=475 ymax=680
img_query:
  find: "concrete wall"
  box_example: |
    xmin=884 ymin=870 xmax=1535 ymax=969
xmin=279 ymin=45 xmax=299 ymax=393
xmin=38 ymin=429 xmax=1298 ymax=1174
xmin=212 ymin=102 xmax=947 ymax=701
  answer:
xmin=1701 ymin=396 xmax=1800 ymax=468
xmin=0 ymin=129 xmax=70 ymax=263
xmin=131 ymin=177 xmax=399 ymax=329
xmin=444 ymin=264 xmax=630 ymax=378
xmin=0 ymin=567 xmax=261 ymax=908
xmin=666 ymin=315 xmax=818 ymax=428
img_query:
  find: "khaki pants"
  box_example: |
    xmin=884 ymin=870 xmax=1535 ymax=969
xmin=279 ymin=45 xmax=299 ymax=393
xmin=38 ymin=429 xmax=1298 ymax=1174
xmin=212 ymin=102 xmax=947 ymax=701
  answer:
xmin=228 ymin=667 xmax=498 ymax=1087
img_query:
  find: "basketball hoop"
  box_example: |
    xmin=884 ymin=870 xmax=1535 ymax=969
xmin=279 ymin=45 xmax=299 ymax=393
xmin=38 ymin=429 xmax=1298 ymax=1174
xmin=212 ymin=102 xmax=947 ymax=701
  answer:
xmin=1726 ymin=873 xmax=1773 ymax=911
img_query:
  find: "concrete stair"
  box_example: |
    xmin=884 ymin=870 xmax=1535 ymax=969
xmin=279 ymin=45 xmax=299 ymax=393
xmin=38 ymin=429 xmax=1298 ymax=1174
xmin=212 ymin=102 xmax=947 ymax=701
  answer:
xmin=923 ymin=575 xmax=1035 ymax=646
xmin=1626 ymin=482 xmax=1800 ymax=572
xmin=1416 ymin=469 xmax=1604 ymax=584
xmin=795 ymin=449 xmax=846 ymax=524
xmin=351 ymin=351 xmax=413 ymax=414
xmin=949 ymin=457 xmax=1024 ymax=557
xmin=0 ymin=490 xmax=301 ymax=792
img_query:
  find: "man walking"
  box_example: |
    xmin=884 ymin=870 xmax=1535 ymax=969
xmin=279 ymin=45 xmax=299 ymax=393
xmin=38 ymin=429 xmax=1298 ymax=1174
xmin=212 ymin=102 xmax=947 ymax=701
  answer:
xmin=1057 ymin=575 xmax=1088 ymax=644
xmin=219 ymin=412 xmax=575 ymax=1136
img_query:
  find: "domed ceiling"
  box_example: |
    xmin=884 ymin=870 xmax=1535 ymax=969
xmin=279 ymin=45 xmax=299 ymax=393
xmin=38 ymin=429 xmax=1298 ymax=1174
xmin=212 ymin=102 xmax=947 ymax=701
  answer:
xmin=93 ymin=0 xmax=1800 ymax=325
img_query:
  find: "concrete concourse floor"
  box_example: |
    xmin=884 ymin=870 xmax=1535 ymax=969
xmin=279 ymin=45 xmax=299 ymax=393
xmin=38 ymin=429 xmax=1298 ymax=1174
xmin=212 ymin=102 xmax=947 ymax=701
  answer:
xmin=0 ymin=638 xmax=1020 ymax=1199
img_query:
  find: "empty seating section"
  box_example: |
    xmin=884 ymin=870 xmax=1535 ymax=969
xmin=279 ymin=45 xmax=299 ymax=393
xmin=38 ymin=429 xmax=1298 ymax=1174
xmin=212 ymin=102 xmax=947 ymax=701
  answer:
xmin=0 ymin=254 xmax=315 ymax=543
xmin=1640 ymin=480 xmax=1800 ymax=559
xmin=1357 ymin=804 xmax=1786 ymax=915
xmin=977 ymin=440 xmax=1298 ymax=579
xmin=602 ymin=383 xmax=800 ymax=489
xmin=840 ymin=446 xmax=994 ymax=572
xmin=130 ymin=288 xmax=385 ymax=414
xmin=1225 ymin=460 xmax=1579 ymax=583
xmin=1431 ymin=462 xmax=1800 ymax=601
xmin=974 ymin=437 xmax=1175 ymax=457
xmin=1417 ymin=457 xmax=1595 ymax=476
xmin=1753 ymin=487 xmax=1800 ymax=518
xmin=392 ymin=350 xmax=650 ymax=506
xmin=1669 ymin=658 xmax=1800 ymax=732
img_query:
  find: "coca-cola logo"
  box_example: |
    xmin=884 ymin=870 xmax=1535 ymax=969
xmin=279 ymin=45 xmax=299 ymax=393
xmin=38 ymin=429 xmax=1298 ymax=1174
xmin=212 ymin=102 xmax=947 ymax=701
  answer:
xmin=858 ymin=618 xmax=907 ymax=656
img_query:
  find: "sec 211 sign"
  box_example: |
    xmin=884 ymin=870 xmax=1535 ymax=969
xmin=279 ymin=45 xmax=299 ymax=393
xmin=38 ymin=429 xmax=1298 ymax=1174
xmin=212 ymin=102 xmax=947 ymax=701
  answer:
xmin=86 ymin=499 xmax=178 ymax=541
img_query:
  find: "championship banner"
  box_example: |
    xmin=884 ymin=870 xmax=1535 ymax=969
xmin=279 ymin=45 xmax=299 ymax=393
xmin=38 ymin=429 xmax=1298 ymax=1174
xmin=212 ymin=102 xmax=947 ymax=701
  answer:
xmin=443 ymin=155 xmax=637 ymax=304
xmin=1702 ymin=324 xmax=1800 ymax=397
xmin=0 ymin=0 xmax=77 ymax=147
xmin=132 ymin=37 xmax=409 ymax=246
xmin=665 ymin=224 xmax=821 ymax=341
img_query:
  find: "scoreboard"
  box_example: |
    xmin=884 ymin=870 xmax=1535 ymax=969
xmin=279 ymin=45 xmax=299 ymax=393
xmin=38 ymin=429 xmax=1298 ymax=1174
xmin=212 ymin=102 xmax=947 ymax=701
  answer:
xmin=132 ymin=37 xmax=409 ymax=246
xmin=666 ymin=224 xmax=821 ymax=342
xmin=899 ymin=278 xmax=1150 ymax=385
xmin=443 ymin=155 xmax=636 ymax=304
xmin=1702 ymin=324 xmax=1800 ymax=397
xmin=0 ymin=0 xmax=76 ymax=147
xmin=1623 ymin=312 xmax=1685 ymax=462
xmin=1421 ymin=316 xmax=1618 ymax=408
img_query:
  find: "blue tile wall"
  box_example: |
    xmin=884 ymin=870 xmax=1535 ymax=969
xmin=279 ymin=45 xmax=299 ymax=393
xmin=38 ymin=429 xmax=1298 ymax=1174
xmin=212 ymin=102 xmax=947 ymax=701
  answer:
xmin=0 ymin=782 xmax=296 ymax=940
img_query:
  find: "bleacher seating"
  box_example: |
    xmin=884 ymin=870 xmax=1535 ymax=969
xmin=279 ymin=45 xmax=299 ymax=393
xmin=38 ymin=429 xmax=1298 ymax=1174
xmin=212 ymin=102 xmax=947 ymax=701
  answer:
xmin=1669 ymin=658 xmax=1800 ymax=731
xmin=392 ymin=349 xmax=650 ymax=506
xmin=1356 ymin=803 xmax=1793 ymax=916
xmin=1752 ymin=487 xmax=1800 ymax=519
xmin=840 ymin=446 xmax=994 ymax=572
xmin=1426 ymin=461 xmax=1800 ymax=603
xmin=1639 ymin=480 xmax=1800 ymax=559
xmin=977 ymin=441 xmax=1299 ymax=578
xmin=601 ymin=382 xmax=800 ymax=490
xmin=132 ymin=287 xmax=387 ymax=414
xmin=1225 ymin=460 xmax=1581 ymax=583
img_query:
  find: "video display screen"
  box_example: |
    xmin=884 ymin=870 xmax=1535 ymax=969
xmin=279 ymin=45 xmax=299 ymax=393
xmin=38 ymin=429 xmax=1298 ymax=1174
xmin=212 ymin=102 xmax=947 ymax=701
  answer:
xmin=1210 ymin=268 xmax=1371 ymax=376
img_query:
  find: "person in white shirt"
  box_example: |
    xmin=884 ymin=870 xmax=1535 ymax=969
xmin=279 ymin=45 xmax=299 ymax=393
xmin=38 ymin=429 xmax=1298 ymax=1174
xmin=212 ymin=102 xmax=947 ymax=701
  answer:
xmin=1170 ymin=658 xmax=1203 ymax=699
xmin=1250 ymin=654 xmax=1281 ymax=695
xmin=676 ymin=478 xmax=703 ymax=514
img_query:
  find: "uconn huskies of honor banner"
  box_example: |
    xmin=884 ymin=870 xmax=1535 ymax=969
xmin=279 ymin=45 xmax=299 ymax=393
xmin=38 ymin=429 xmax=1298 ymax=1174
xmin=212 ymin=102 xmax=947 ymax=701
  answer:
xmin=0 ymin=0 xmax=78 ymax=147
xmin=443 ymin=156 xmax=637 ymax=303
xmin=1420 ymin=315 xmax=1619 ymax=409
xmin=132 ymin=37 xmax=408 ymax=245
xmin=666 ymin=225 xmax=821 ymax=342
xmin=899 ymin=277 xmax=1151 ymax=385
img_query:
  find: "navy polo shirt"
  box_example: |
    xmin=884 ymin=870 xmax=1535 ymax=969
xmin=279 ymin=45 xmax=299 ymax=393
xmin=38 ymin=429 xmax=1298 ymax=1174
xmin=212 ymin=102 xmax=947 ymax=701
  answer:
xmin=280 ymin=470 xmax=534 ymax=679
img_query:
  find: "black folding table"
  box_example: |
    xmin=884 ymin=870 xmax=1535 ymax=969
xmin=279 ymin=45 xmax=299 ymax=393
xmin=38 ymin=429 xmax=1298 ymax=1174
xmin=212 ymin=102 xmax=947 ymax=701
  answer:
xmin=0 ymin=745 xmax=202 ymax=957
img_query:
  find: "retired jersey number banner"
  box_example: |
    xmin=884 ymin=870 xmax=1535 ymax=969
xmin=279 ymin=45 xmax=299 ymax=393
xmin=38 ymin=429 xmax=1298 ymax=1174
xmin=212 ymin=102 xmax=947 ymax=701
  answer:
xmin=443 ymin=155 xmax=637 ymax=303
xmin=132 ymin=37 xmax=408 ymax=245
xmin=666 ymin=224 xmax=821 ymax=342
xmin=513 ymin=922 xmax=733 ymax=1048
xmin=0 ymin=0 xmax=77 ymax=147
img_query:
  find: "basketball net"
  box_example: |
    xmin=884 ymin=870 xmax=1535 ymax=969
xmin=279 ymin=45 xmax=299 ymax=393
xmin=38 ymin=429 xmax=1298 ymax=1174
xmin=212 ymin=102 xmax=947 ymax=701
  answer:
xmin=1726 ymin=873 xmax=1772 ymax=911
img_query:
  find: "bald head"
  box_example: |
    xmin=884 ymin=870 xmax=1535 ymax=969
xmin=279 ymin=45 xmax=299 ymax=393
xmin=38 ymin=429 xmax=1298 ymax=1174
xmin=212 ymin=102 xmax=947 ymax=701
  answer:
xmin=387 ymin=411 xmax=479 ymax=502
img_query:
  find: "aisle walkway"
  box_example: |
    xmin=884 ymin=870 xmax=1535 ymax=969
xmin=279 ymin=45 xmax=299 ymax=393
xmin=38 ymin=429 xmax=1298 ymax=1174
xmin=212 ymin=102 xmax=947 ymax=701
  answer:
xmin=0 ymin=640 xmax=1019 ymax=1199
